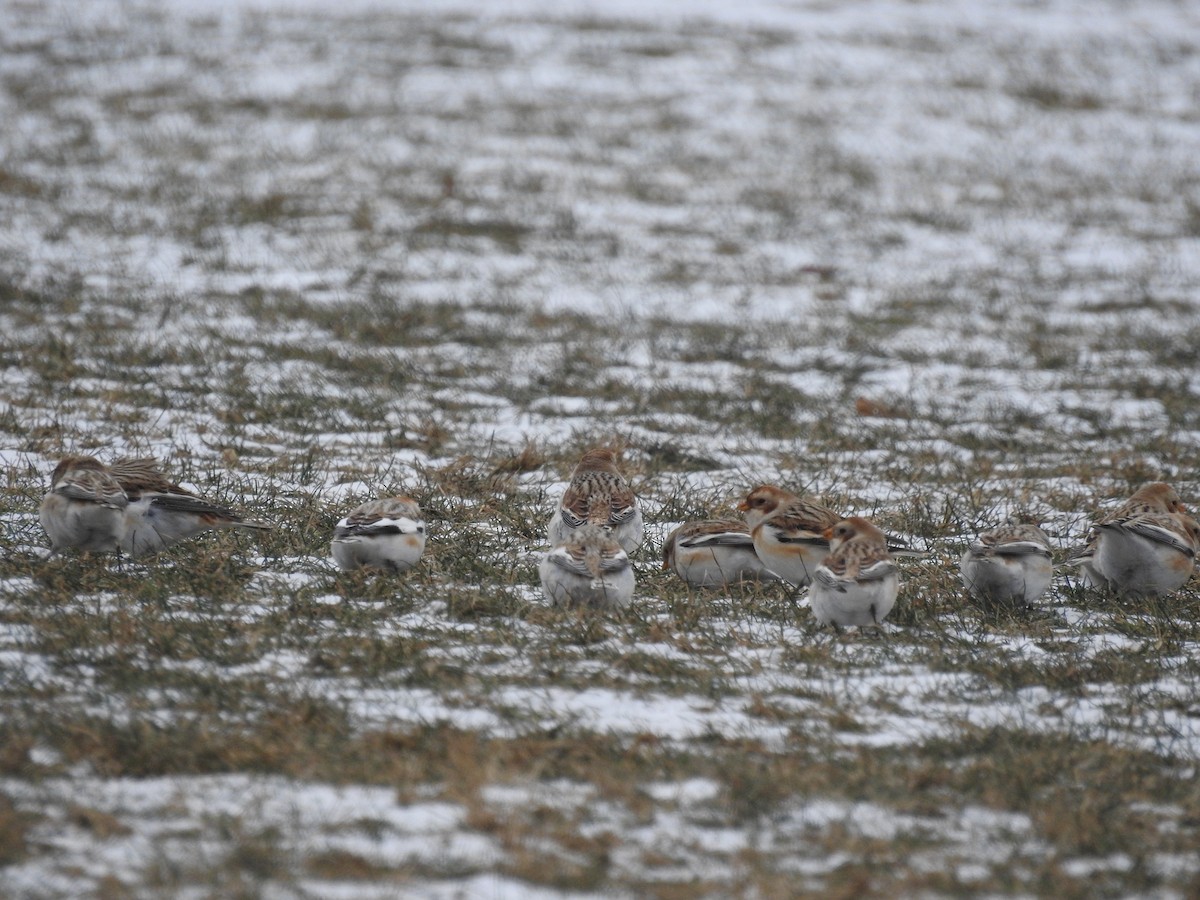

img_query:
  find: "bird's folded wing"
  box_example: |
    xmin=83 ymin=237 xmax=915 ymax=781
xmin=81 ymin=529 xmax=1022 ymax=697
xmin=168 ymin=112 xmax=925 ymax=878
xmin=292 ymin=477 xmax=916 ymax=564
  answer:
xmin=335 ymin=515 xmax=421 ymax=539
xmin=1105 ymin=520 xmax=1194 ymax=556
xmin=147 ymin=493 xmax=271 ymax=529
xmin=558 ymin=506 xmax=587 ymax=529
xmin=57 ymin=478 xmax=126 ymax=508
xmin=609 ymin=503 xmax=638 ymax=524
xmin=147 ymin=493 xmax=238 ymax=517
xmin=680 ymin=530 xmax=755 ymax=549
xmin=770 ymin=525 xmax=829 ymax=546
xmin=597 ymin=552 xmax=631 ymax=573
xmin=813 ymin=564 xmax=850 ymax=592
xmin=985 ymin=540 xmax=1052 ymax=558
xmin=856 ymin=559 xmax=899 ymax=582
xmin=546 ymin=549 xmax=593 ymax=577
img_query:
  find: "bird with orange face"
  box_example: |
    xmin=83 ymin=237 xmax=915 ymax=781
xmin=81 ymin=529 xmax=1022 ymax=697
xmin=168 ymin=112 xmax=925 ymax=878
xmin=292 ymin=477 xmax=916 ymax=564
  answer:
xmin=739 ymin=484 xmax=917 ymax=589
xmin=738 ymin=485 xmax=842 ymax=588
xmin=810 ymin=516 xmax=900 ymax=629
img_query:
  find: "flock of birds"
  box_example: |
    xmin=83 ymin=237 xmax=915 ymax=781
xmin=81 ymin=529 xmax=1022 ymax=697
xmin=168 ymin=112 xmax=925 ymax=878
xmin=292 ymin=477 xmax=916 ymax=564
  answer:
xmin=38 ymin=450 xmax=1200 ymax=628
xmin=537 ymin=452 xmax=1200 ymax=625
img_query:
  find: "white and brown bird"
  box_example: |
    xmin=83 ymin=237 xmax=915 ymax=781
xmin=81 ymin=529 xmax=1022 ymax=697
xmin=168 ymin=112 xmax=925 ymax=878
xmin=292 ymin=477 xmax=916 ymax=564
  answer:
xmin=39 ymin=456 xmax=129 ymax=555
xmin=740 ymin=485 xmax=841 ymax=587
xmin=108 ymin=457 xmax=271 ymax=558
xmin=539 ymin=523 xmax=635 ymax=611
xmin=663 ymin=517 xmax=778 ymax=589
xmin=547 ymin=448 xmax=643 ymax=553
xmin=40 ymin=455 xmax=269 ymax=558
xmin=1066 ymin=483 xmax=1199 ymax=598
xmin=960 ymin=522 xmax=1054 ymax=606
xmin=739 ymin=485 xmax=916 ymax=588
xmin=332 ymin=496 xmax=426 ymax=573
xmin=810 ymin=516 xmax=900 ymax=630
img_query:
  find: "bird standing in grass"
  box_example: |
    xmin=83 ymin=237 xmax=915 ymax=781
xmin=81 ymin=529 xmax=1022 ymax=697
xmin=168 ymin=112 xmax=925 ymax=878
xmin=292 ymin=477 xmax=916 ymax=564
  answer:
xmin=1066 ymin=483 xmax=1199 ymax=598
xmin=663 ymin=517 xmax=778 ymax=589
xmin=960 ymin=522 xmax=1054 ymax=606
xmin=41 ymin=455 xmax=270 ymax=558
xmin=331 ymin=496 xmax=426 ymax=572
xmin=109 ymin=457 xmax=272 ymax=557
xmin=39 ymin=456 xmax=129 ymax=555
xmin=810 ymin=516 xmax=900 ymax=630
xmin=740 ymin=485 xmax=918 ymax=589
xmin=739 ymin=485 xmax=842 ymax=588
xmin=547 ymin=448 xmax=643 ymax=553
xmin=539 ymin=524 xmax=634 ymax=610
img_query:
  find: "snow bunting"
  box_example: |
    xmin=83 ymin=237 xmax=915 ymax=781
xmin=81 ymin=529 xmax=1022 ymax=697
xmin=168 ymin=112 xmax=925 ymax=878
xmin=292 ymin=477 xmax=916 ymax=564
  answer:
xmin=331 ymin=496 xmax=426 ymax=572
xmin=1098 ymin=482 xmax=1184 ymax=518
xmin=960 ymin=522 xmax=1054 ymax=606
xmin=108 ymin=457 xmax=271 ymax=557
xmin=39 ymin=456 xmax=129 ymax=555
xmin=738 ymin=484 xmax=922 ymax=588
xmin=810 ymin=516 xmax=900 ymax=629
xmin=663 ymin=518 xmax=779 ymax=589
xmin=539 ymin=524 xmax=635 ymax=611
xmin=739 ymin=485 xmax=842 ymax=587
xmin=547 ymin=448 xmax=643 ymax=553
xmin=1067 ymin=483 xmax=1199 ymax=597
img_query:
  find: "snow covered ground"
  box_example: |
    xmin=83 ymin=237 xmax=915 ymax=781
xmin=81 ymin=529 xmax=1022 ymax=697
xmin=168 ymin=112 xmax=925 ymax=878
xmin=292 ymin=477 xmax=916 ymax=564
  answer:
xmin=3 ymin=0 xmax=1200 ymax=895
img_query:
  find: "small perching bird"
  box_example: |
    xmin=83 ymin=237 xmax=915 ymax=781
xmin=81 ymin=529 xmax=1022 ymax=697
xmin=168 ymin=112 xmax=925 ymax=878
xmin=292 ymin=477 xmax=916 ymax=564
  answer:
xmin=39 ymin=456 xmax=129 ymax=555
xmin=1065 ymin=483 xmax=1200 ymax=598
xmin=739 ymin=485 xmax=841 ymax=588
xmin=547 ymin=448 xmax=643 ymax=553
xmin=108 ymin=457 xmax=271 ymax=557
xmin=40 ymin=455 xmax=270 ymax=558
xmin=809 ymin=516 xmax=900 ymax=630
xmin=740 ymin=484 xmax=918 ymax=589
xmin=539 ymin=523 xmax=634 ymax=611
xmin=960 ymin=522 xmax=1054 ymax=607
xmin=662 ymin=518 xmax=778 ymax=589
xmin=331 ymin=496 xmax=427 ymax=573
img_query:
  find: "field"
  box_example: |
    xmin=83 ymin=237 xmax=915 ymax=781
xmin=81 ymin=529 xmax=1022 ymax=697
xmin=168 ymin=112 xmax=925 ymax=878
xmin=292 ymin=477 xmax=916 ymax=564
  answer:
xmin=4 ymin=0 xmax=1200 ymax=896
